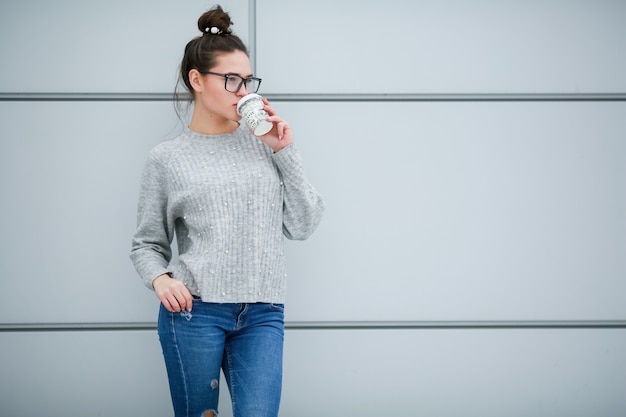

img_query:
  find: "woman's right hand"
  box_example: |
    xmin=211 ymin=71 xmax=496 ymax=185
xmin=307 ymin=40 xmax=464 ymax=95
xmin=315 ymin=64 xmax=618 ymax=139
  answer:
xmin=153 ymin=274 xmax=193 ymax=312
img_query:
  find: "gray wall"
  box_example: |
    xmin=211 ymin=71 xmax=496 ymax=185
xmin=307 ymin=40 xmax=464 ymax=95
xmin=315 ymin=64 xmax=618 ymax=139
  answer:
xmin=1 ymin=0 xmax=625 ymax=416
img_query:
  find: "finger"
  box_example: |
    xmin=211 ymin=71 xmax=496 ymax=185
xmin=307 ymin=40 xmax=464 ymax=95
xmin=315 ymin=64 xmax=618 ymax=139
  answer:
xmin=278 ymin=121 xmax=292 ymax=141
xmin=162 ymin=289 xmax=182 ymax=312
xmin=263 ymin=102 xmax=277 ymax=117
xmin=166 ymin=281 xmax=187 ymax=309
xmin=155 ymin=276 xmax=191 ymax=312
xmin=157 ymin=287 xmax=177 ymax=310
xmin=267 ymin=112 xmax=288 ymax=126
xmin=176 ymin=292 xmax=192 ymax=312
xmin=159 ymin=296 xmax=175 ymax=313
xmin=182 ymin=290 xmax=194 ymax=312
xmin=170 ymin=282 xmax=193 ymax=311
xmin=169 ymin=295 xmax=182 ymax=312
xmin=277 ymin=122 xmax=286 ymax=141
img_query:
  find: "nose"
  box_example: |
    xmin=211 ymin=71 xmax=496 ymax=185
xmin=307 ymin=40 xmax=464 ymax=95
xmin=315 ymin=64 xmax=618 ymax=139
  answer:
xmin=236 ymin=83 xmax=249 ymax=97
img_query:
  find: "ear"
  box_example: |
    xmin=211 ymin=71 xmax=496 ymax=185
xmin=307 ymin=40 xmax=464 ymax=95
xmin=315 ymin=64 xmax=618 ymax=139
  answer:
xmin=188 ymin=69 xmax=203 ymax=93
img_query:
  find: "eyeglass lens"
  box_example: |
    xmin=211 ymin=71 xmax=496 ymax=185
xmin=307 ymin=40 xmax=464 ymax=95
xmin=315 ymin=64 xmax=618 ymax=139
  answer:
xmin=225 ymin=75 xmax=260 ymax=93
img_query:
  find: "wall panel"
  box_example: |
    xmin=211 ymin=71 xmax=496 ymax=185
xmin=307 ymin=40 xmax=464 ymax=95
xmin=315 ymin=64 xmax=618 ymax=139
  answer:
xmin=256 ymin=0 xmax=626 ymax=94
xmin=0 ymin=331 xmax=173 ymax=416
xmin=280 ymin=328 xmax=626 ymax=416
xmin=2 ymin=329 xmax=625 ymax=416
xmin=1 ymin=1 xmax=625 ymax=416
xmin=0 ymin=101 xmax=182 ymax=324
xmin=1 ymin=100 xmax=624 ymax=324
xmin=279 ymin=101 xmax=626 ymax=322
xmin=0 ymin=0 xmax=249 ymax=93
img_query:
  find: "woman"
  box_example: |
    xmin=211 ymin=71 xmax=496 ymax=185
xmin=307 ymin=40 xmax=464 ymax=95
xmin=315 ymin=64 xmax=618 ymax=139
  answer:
xmin=130 ymin=5 xmax=324 ymax=417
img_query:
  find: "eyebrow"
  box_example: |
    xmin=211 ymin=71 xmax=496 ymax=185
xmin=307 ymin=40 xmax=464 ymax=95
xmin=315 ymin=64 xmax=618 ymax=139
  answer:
xmin=226 ymin=72 xmax=255 ymax=78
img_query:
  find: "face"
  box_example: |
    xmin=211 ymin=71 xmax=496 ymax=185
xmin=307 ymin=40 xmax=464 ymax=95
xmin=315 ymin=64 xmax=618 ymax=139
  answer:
xmin=189 ymin=50 xmax=254 ymax=123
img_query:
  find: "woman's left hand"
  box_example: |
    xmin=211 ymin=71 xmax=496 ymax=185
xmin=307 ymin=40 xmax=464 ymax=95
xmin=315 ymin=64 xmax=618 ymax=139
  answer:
xmin=258 ymin=98 xmax=294 ymax=153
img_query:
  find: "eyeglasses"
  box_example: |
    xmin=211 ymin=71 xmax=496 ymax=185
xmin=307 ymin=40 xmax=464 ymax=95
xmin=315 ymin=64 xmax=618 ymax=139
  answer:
xmin=201 ymin=71 xmax=262 ymax=93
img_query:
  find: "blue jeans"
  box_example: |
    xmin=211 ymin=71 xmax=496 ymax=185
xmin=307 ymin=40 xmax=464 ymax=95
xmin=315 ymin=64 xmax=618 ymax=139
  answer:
xmin=157 ymin=300 xmax=285 ymax=417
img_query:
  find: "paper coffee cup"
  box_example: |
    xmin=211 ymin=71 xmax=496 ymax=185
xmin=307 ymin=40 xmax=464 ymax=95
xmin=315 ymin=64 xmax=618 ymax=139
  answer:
xmin=237 ymin=93 xmax=273 ymax=136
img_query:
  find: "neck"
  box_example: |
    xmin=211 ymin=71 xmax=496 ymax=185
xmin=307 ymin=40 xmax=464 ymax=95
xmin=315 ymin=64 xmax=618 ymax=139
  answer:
xmin=189 ymin=110 xmax=239 ymax=136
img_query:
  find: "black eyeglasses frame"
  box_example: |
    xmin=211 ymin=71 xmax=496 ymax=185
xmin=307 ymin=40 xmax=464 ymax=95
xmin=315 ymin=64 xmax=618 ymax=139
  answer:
xmin=201 ymin=71 xmax=262 ymax=93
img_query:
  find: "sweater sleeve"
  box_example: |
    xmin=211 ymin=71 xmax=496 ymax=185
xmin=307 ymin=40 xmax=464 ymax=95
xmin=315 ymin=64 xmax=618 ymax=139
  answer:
xmin=129 ymin=150 xmax=174 ymax=290
xmin=272 ymin=144 xmax=325 ymax=240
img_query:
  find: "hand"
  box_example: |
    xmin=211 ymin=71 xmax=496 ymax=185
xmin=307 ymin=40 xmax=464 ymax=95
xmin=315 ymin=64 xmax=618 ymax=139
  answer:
xmin=153 ymin=274 xmax=193 ymax=312
xmin=258 ymin=98 xmax=294 ymax=153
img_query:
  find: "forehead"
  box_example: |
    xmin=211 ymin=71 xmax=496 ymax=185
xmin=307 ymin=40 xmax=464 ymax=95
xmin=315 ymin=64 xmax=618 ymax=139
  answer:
xmin=212 ymin=50 xmax=252 ymax=75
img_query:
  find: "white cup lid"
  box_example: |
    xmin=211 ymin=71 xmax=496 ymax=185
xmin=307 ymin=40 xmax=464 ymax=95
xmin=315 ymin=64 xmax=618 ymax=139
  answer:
xmin=237 ymin=93 xmax=263 ymax=115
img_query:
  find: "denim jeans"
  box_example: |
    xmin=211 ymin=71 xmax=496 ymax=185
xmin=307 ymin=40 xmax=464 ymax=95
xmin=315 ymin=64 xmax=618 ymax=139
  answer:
xmin=157 ymin=300 xmax=285 ymax=417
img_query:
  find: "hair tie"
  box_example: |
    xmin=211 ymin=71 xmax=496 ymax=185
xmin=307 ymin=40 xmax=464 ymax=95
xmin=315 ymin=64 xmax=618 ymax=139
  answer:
xmin=205 ymin=26 xmax=222 ymax=35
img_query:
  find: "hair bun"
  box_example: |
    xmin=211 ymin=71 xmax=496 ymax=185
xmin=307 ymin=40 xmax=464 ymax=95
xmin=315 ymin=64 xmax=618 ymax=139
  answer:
xmin=197 ymin=5 xmax=233 ymax=35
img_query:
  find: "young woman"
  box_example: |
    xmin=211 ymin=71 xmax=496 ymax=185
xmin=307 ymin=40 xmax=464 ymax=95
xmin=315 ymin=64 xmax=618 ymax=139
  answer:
xmin=130 ymin=5 xmax=324 ymax=417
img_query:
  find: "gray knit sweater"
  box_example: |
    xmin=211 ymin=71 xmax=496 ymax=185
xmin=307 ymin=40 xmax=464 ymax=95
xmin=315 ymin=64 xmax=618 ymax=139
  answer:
xmin=130 ymin=125 xmax=324 ymax=303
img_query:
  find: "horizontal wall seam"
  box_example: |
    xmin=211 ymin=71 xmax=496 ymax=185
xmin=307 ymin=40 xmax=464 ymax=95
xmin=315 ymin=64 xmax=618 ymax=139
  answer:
xmin=1 ymin=93 xmax=625 ymax=102
xmin=1 ymin=321 xmax=625 ymax=332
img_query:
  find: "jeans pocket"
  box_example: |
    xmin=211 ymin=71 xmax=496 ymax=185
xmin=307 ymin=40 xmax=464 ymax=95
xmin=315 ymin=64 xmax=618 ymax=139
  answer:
xmin=270 ymin=303 xmax=285 ymax=313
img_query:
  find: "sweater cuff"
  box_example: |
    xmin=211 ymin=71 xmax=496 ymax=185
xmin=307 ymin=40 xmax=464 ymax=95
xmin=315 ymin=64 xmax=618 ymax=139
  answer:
xmin=271 ymin=144 xmax=305 ymax=180
xmin=140 ymin=264 xmax=171 ymax=291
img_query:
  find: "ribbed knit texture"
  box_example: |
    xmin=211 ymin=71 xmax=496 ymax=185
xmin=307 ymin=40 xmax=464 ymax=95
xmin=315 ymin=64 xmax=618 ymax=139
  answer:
xmin=130 ymin=125 xmax=324 ymax=303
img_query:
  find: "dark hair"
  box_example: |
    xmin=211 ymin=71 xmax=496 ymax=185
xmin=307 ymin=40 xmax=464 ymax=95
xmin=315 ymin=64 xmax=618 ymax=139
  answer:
xmin=175 ymin=5 xmax=248 ymax=104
